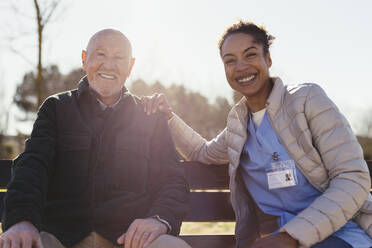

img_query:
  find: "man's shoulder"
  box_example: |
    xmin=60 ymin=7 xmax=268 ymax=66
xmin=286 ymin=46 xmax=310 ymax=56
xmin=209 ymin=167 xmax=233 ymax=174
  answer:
xmin=124 ymin=92 xmax=165 ymax=123
xmin=38 ymin=89 xmax=78 ymax=113
xmin=47 ymin=89 xmax=78 ymax=102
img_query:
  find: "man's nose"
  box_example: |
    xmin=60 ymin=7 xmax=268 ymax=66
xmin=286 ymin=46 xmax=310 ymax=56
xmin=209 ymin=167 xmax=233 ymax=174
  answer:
xmin=101 ymin=57 xmax=116 ymax=69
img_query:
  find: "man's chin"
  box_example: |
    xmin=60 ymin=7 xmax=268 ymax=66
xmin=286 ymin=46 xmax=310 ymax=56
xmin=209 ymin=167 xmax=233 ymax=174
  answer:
xmin=91 ymin=87 xmax=120 ymax=98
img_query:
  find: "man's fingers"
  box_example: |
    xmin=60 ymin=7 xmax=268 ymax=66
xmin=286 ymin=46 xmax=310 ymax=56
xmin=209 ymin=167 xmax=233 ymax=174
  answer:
xmin=137 ymin=231 xmax=151 ymax=248
xmin=143 ymin=232 xmax=159 ymax=248
xmin=21 ymin=236 xmax=33 ymax=248
xmin=35 ymin=237 xmax=44 ymax=248
xmin=130 ymin=229 xmax=144 ymax=248
xmin=117 ymin=233 xmax=125 ymax=245
xmin=3 ymin=239 xmax=10 ymax=248
xmin=10 ymin=237 xmax=21 ymax=248
xmin=125 ymin=223 xmax=138 ymax=248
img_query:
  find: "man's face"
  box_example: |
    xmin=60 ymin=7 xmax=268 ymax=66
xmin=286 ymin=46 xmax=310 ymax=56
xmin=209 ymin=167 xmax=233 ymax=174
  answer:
xmin=82 ymin=32 xmax=134 ymax=99
xmin=221 ymin=33 xmax=272 ymax=99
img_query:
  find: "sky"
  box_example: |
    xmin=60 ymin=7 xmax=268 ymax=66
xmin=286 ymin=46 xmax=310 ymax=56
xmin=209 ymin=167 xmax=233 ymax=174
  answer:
xmin=0 ymin=0 xmax=372 ymax=135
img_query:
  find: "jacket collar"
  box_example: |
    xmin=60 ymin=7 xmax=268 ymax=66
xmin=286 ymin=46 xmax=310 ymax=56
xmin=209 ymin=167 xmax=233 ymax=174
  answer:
xmin=77 ymin=76 xmax=90 ymax=99
xmin=266 ymin=77 xmax=285 ymax=117
xmin=232 ymin=76 xmax=285 ymax=123
xmin=76 ymin=75 xmax=129 ymax=102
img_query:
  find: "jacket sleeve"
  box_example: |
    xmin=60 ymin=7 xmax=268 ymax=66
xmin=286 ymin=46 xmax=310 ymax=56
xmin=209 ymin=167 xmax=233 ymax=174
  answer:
xmin=146 ymin=114 xmax=189 ymax=236
xmin=2 ymin=97 xmax=57 ymax=232
xmin=167 ymin=114 xmax=229 ymax=165
xmin=281 ymin=84 xmax=371 ymax=247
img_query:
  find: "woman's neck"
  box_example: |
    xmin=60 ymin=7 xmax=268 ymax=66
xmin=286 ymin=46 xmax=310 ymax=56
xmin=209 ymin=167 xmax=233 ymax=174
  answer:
xmin=245 ymin=78 xmax=273 ymax=113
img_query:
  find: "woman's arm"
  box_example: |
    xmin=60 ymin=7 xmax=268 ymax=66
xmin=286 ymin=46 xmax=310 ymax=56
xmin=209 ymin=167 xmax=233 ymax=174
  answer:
xmin=142 ymin=93 xmax=229 ymax=164
xmin=168 ymin=114 xmax=229 ymax=164
xmin=281 ymin=84 xmax=371 ymax=247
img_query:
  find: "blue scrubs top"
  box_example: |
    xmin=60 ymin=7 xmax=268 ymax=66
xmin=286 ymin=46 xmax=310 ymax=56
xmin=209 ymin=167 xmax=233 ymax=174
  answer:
xmin=240 ymin=111 xmax=372 ymax=247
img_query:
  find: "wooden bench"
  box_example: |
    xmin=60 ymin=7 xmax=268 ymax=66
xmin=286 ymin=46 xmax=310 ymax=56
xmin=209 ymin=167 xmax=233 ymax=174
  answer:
xmin=1 ymin=159 xmax=372 ymax=248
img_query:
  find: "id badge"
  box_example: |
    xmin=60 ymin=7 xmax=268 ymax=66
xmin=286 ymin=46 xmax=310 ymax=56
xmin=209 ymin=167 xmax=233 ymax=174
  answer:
xmin=266 ymin=159 xmax=297 ymax=190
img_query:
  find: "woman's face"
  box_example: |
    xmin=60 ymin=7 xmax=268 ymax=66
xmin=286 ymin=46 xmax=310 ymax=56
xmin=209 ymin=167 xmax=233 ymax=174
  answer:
xmin=221 ymin=33 xmax=272 ymax=99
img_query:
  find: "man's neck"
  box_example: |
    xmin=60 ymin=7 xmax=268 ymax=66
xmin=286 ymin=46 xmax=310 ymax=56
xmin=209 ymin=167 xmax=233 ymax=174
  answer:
xmin=97 ymin=93 xmax=121 ymax=107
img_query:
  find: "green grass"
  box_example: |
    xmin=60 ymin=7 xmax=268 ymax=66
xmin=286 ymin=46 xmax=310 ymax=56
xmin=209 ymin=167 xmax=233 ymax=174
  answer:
xmin=180 ymin=222 xmax=235 ymax=235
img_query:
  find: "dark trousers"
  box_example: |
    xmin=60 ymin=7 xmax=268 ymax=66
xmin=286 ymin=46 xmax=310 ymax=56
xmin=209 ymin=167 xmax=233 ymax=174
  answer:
xmin=312 ymin=236 xmax=352 ymax=248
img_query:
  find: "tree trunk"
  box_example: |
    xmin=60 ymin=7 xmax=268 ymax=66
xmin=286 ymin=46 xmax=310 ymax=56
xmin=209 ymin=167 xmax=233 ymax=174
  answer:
xmin=34 ymin=0 xmax=43 ymax=108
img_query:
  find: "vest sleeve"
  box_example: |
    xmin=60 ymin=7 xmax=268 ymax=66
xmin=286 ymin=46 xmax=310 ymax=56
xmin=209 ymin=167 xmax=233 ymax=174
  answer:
xmin=2 ymin=97 xmax=58 ymax=232
xmin=146 ymin=114 xmax=189 ymax=235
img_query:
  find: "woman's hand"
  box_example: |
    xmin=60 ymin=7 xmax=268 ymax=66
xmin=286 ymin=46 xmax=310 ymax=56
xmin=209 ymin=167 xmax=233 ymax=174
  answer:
xmin=141 ymin=93 xmax=173 ymax=120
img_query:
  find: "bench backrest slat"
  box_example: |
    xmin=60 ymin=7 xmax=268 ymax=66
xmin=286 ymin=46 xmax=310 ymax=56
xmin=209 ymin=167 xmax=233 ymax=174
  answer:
xmin=182 ymin=162 xmax=229 ymax=189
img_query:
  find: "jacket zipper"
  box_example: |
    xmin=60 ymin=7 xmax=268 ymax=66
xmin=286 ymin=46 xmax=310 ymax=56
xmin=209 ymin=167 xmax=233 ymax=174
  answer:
xmin=89 ymin=112 xmax=111 ymax=229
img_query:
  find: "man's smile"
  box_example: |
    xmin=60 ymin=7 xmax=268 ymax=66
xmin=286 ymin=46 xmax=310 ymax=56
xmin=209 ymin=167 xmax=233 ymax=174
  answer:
xmin=98 ymin=73 xmax=116 ymax=80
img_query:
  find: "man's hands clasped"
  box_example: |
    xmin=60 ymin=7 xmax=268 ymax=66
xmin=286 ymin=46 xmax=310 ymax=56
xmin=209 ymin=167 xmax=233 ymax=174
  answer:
xmin=0 ymin=221 xmax=43 ymax=248
xmin=117 ymin=217 xmax=168 ymax=248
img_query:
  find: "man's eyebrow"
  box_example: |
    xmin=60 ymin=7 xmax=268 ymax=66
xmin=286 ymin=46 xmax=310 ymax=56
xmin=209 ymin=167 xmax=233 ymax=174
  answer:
xmin=222 ymin=53 xmax=234 ymax=59
xmin=222 ymin=46 xmax=257 ymax=59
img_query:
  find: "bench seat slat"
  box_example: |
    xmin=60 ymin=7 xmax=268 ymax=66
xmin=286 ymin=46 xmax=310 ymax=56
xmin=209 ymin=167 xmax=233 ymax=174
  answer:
xmin=185 ymin=192 xmax=235 ymax=221
xmin=180 ymin=235 xmax=235 ymax=248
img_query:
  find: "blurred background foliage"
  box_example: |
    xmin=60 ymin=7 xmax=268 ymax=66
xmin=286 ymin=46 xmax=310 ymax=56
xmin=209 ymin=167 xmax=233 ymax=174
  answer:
xmin=1 ymin=64 xmax=371 ymax=160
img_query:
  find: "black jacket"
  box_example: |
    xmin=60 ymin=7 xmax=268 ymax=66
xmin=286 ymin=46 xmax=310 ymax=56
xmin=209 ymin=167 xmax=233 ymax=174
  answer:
xmin=2 ymin=77 xmax=189 ymax=246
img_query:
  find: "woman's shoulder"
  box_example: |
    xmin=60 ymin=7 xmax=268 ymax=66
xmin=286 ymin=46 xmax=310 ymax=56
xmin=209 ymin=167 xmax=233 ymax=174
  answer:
xmin=285 ymin=82 xmax=324 ymax=96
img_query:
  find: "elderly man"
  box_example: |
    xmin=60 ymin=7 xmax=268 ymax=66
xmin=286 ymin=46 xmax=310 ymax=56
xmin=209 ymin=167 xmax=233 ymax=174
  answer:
xmin=0 ymin=29 xmax=190 ymax=248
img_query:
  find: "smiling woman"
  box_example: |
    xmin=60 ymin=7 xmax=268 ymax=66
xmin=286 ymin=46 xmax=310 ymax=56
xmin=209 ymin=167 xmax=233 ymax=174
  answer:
xmin=143 ymin=20 xmax=372 ymax=248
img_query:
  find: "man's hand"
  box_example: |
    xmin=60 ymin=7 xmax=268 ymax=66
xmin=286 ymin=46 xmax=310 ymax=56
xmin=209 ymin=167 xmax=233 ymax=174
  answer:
xmin=141 ymin=93 xmax=173 ymax=120
xmin=251 ymin=232 xmax=297 ymax=248
xmin=117 ymin=218 xmax=168 ymax=248
xmin=0 ymin=221 xmax=43 ymax=248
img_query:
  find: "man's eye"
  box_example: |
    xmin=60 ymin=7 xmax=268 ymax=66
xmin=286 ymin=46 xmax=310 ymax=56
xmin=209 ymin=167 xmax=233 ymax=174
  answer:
xmin=97 ymin=52 xmax=105 ymax=56
xmin=225 ymin=60 xmax=235 ymax=65
xmin=246 ymin=53 xmax=256 ymax=58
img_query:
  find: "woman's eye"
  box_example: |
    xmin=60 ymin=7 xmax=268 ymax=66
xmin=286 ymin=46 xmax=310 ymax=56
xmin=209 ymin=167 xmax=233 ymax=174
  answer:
xmin=246 ymin=53 xmax=256 ymax=58
xmin=97 ymin=52 xmax=105 ymax=57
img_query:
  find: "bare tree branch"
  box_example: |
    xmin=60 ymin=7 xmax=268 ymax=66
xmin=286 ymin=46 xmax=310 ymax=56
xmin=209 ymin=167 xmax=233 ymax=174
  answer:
xmin=6 ymin=0 xmax=65 ymax=109
xmin=8 ymin=46 xmax=35 ymax=66
xmin=41 ymin=1 xmax=61 ymax=26
xmin=9 ymin=0 xmax=34 ymax=20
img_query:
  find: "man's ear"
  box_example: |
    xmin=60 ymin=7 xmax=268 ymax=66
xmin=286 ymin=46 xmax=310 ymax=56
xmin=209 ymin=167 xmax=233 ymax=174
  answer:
xmin=82 ymin=50 xmax=87 ymax=71
xmin=126 ymin=57 xmax=135 ymax=77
